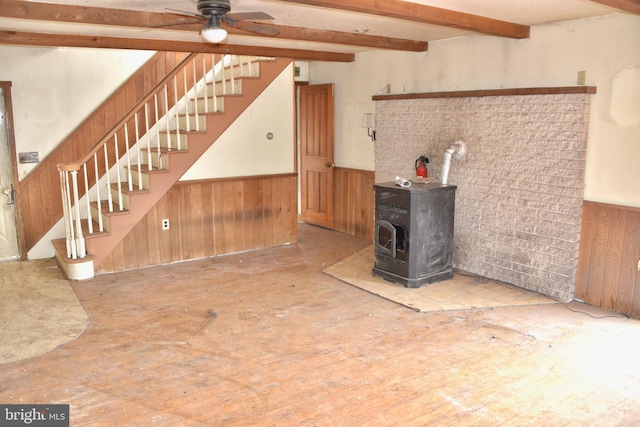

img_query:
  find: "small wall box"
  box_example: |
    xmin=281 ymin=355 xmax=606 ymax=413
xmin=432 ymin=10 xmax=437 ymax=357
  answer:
xmin=18 ymin=152 xmax=39 ymax=163
xmin=294 ymin=61 xmax=309 ymax=82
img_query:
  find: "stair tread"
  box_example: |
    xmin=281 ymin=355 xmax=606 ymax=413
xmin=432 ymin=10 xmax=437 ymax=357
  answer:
xmin=196 ymin=93 xmax=243 ymax=98
xmin=166 ymin=128 xmax=208 ymax=133
xmin=140 ymin=147 xmax=189 ymax=154
xmin=207 ymin=75 xmax=258 ymax=82
xmin=173 ymin=113 xmax=209 ymax=119
xmin=195 ymin=111 xmax=223 ymax=116
xmin=160 ymin=130 xmax=209 ymax=137
xmin=127 ymin=165 xmax=170 ymax=173
xmin=80 ymin=219 xmax=109 ymax=238
xmin=109 ymin=182 xmax=150 ymax=194
xmin=91 ymin=200 xmax=129 ymax=215
xmin=52 ymin=238 xmax=95 ymax=263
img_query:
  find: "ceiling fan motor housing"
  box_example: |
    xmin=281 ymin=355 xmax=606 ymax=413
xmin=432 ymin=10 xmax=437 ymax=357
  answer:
xmin=197 ymin=0 xmax=231 ymax=16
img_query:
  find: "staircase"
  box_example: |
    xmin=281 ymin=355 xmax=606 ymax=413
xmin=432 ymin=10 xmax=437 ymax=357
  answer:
xmin=54 ymin=54 xmax=291 ymax=280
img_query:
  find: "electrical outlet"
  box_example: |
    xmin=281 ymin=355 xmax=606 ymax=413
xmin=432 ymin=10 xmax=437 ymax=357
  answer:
xmin=162 ymin=218 xmax=170 ymax=231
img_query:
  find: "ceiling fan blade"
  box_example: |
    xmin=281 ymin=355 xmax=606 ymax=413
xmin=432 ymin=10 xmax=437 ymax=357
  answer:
xmin=164 ymin=8 xmax=206 ymax=19
xmin=226 ymin=20 xmax=280 ymax=36
xmin=226 ymin=12 xmax=274 ymax=21
xmin=147 ymin=18 xmax=205 ymax=29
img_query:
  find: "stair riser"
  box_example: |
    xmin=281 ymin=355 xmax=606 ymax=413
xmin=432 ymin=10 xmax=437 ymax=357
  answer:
xmin=171 ymin=116 xmax=207 ymax=132
xmin=137 ymin=172 xmax=151 ymax=190
xmin=157 ymin=133 xmax=189 ymax=149
xmin=207 ymin=80 xmax=243 ymax=96
xmin=119 ymin=168 xmax=153 ymax=192
xmin=109 ymin=187 xmax=132 ymax=210
xmin=90 ymin=206 xmax=112 ymax=233
xmin=190 ymin=97 xmax=225 ymax=114
xmin=217 ymin=62 xmax=260 ymax=78
xmin=147 ymin=152 xmax=170 ymax=170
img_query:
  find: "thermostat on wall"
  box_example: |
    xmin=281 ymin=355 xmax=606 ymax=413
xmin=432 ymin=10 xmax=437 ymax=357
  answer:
xmin=294 ymin=61 xmax=309 ymax=82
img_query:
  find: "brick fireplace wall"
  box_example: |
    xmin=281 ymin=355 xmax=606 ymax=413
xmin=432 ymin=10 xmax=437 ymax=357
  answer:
xmin=374 ymin=89 xmax=593 ymax=301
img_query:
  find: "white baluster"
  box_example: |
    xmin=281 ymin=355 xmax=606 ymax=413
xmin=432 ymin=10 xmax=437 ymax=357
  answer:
xmin=145 ymin=103 xmax=152 ymax=174
xmin=174 ymin=76 xmax=182 ymax=150
xmin=134 ymin=112 xmax=143 ymax=190
xmin=83 ymin=163 xmax=93 ymax=234
xmin=70 ymin=170 xmax=86 ymax=258
xmin=124 ymin=122 xmax=133 ymax=192
xmin=66 ymin=174 xmax=77 ymax=258
xmin=202 ymin=54 xmax=209 ymax=113
xmin=221 ymin=55 xmax=227 ymax=95
xmin=93 ymin=153 xmax=103 ymax=232
xmin=230 ymin=54 xmax=236 ymax=95
xmin=193 ymin=57 xmax=200 ymax=131
xmin=183 ymin=67 xmax=190 ymax=136
xmin=104 ymin=144 xmax=113 ymax=212
xmin=59 ymin=170 xmax=73 ymax=259
xmin=66 ymin=172 xmax=77 ymax=258
xmin=114 ymin=133 xmax=123 ymax=211
xmin=213 ymin=54 xmax=218 ymax=113
xmin=154 ymin=94 xmax=160 ymax=170
xmin=164 ymin=84 xmax=171 ymax=151
xmin=64 ymin=172 xmax=77 ymax=258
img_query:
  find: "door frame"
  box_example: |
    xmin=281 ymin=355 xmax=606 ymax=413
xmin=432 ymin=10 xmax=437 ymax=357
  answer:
xmin=1 ymin=81 xmax=27 ymax=260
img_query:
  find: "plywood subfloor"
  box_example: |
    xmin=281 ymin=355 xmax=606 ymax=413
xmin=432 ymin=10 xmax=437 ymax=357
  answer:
xmin=324 ymin=246 xmax=554 ymax=312
xmin=1 ymin=225 xmax=640 ymax=426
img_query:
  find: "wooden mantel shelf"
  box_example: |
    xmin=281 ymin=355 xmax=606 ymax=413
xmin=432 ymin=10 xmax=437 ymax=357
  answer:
xmin=372 ymin=86 xmax=597 ymax=101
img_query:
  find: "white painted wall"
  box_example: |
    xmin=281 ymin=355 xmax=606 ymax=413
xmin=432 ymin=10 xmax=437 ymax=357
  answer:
xmin=0 ymin=46 xmax=155 ymax=180
xmin=2 ymin=12 xmax=638 ymax=208
xmin=180 ymin=64 xmax=295 ymax=180
xmin=310 ymin=13 xmax=640 ymax=208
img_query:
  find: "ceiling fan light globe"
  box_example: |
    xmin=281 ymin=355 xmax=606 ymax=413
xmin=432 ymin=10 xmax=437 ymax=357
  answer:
xmin=201 ymin=26 xmax=228 ymax=43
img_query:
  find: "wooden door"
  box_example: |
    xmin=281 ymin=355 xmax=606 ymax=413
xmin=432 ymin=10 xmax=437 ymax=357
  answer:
xmin=300 ymin=84 xmax=335 ymax=229
xmin=0 ymin=84 xmax=19 ymax=260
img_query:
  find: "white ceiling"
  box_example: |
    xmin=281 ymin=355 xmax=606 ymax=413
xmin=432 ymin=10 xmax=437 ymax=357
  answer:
xmin=0 ymin=0 xmax=625 ymax=55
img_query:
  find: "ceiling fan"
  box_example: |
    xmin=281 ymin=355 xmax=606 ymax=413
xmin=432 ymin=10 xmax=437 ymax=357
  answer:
xmin=164 ymin=0 xmax=280 ymax=44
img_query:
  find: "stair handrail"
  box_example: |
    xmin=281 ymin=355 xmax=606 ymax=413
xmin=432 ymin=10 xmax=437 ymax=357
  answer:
xmin=57 ymin=52 xmax=200 ymax=173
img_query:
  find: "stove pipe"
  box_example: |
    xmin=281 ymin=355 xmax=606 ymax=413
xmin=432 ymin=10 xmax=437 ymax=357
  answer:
xmin=440 ymin=140 xmax=467 ymax=185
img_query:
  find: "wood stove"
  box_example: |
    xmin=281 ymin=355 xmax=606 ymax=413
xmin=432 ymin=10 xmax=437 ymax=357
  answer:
xmin=372 ymin=182 xmax=456 ymax=288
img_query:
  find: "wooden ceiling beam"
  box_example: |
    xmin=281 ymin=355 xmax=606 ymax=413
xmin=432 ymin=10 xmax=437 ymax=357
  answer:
xmin=228 ymin=23 xmax=428 ymax=52
xmin=277 ymin=0 xmax=530 ymax=39
xmin=0 ymin=31 xmax=355 ymax=62
xmin=589 ymin=0 xmax=640 ymax=14
xmin=0 ymin=0 xmax=427 ymax=52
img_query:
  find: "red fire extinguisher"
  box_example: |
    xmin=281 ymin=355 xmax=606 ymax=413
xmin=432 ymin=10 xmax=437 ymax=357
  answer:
xmin=415 ymin=156 xmax=429 ymax=177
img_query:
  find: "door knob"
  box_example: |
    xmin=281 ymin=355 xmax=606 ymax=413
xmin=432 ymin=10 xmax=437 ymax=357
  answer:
xmin=325 ymin=162 xmax=335 ymax=168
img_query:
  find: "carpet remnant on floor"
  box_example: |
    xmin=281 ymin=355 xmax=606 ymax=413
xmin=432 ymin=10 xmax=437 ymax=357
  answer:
xmin=0 ymin=258 xmax=89 ymax=364
xmin=324 ymin=246 xmax=555 ymax=312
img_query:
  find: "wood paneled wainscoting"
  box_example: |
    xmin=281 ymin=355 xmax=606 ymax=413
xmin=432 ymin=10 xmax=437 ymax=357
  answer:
xmin=333 ymin=167 xmax=375 ymax=242
xmin=576 ymin=201 xmax=640 ymax=318
xmin=96 ymin=174 xmax=297 ymax=274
